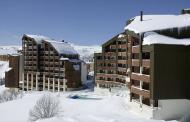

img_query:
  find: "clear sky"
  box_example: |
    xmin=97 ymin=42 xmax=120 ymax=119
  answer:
xmin=0 ymin=0 xmax=189 ymax=46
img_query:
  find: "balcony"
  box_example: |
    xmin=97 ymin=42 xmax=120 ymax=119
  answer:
xmin=131 ymin=73 xmax=150 ymax=83
xmin=110 ymin=45 xmax=117 ymax=49
xmin=118 ymin=44 xmax=127 ymax=49
xmin=132 ymin=46 xmax=140 ymax=53
xmin=96 ymin=73 xmax=117 ymax=78
xmin=117 ymin=60 xmax=127 ymax=64
xmin=132 ymin=59 xmax=150 ymax=68
xmin=117 ymin=67 xmax=127 ymax=72
xmin=118 ymin=52 xmax=127 ymax=56
xmin=96 ymin=60 xmax=104 ymax=64
xmin=131 ymin=86 xmax=150 ymax=98
xmin=98 ymin=66 xmax=116 ymax=70
xmin=104 ymin=52 xmax=116 ymax=56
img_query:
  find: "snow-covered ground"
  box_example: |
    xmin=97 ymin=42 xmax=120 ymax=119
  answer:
xmin=0 ymin=61 xmax=9 ymax=79
xmin=0 ymin=87 xmax=177 ymax=122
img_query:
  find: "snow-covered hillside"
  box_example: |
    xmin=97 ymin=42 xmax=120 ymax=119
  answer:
xmin=71 ymin=44 xmax=101 ymax=62
xmin=0 ymin=46 xmax=21 ymax=55
xmin=0 ymin=88 xmax=177 ymax=122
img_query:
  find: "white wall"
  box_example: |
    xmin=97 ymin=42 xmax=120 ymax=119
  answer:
xmin=153 ymin=99 xmax=190 ymax=120
xmin=81 ymin=62 xmax=87 ymax=85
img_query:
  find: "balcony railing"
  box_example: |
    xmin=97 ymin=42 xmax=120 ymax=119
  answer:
xmin=131 ymin=85 xmax=150 ymax=98
xmin=118 ymin=44 xmax=127 ymax=49
xmin=117 ymin=60 xmax=127 ymax=64
xmin=132 ymin=59 xmax=150 ymax=68
xmin=132 ymin=46 xmax=140 ymax=53
xmin=131 ymin=73 xmax=150 ymax=83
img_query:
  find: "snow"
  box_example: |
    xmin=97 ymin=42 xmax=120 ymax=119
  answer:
xmin=0 ymin=61 xmax=9 ymax=79
xmin=0 ymin=90 xmax=177 ymax=122
xmin=118 ymin=34 xmax=126 ymax=38
xmin=25 ymin=34 xmax=51 ymax=43
xmin=71 ymin=43 xmax=101 ymax=62
xmin=0 ymin=46 xmax=21 ymax=55
xmin=60 ymin=57 xmax=69 ymax=61
xmin=47 ymin=41 xmax=78 ymax=55
xmin=125 ymin=14 xmax=190 ymax=33
xmin=0 ymin=43 xmax=100 ymax=63
xmin=0 ymin=85 xmax=7 ymax=93
xmin=143 ymin=32 xmax=190 ymax=45
xmin=25 ymin=34 xmax=78 ymax=55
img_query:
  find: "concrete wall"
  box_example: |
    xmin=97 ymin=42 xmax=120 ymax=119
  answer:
xmin=81 ymin=62 xmax=87 ymax=85
xmin=153 ymin=99 xmax=190 ymax=120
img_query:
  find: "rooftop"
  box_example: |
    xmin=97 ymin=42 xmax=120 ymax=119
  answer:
xmin=143 ymin=32 xmax=190 ymax=46
xmin=125 ymin=14 xmax=190 ymax=33
xmin=24 ymin=34 xmax=78 ymax=55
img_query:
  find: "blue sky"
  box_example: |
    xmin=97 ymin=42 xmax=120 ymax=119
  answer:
xmin=0 ymin=0 xmax=189 ymax=46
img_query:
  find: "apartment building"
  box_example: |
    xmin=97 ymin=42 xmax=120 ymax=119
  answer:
xmin=22 ymin=34 xmax=82 ymax=92
xmin=94 ymin=33 xmax=129 ymax=88
xmin=125 ymin=12 xmax=190 ymax=119
xmin=5 ymin=54 xmax=21 ymax=89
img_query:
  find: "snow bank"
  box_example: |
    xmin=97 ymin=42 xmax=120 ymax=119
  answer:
xmin=0 ymin=61 xmax=9 ymax=79
xmin=143 ymin=32 xmax=190 ymax=45
xmin=125 ymin=14 xmax=190 ymax=33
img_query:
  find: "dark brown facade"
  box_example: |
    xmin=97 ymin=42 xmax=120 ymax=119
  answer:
xmin=22 ymin=34 xmax=82 ymax=92
xmin=0 ymin=55 xmax=9 ymax=61
xmin=94 ymin=33 xmax=129 ymax=88
xmin=5 ymin=55 xmax=20 ymax=88
xmin=126 ymin=25 xmax=190 ymax=107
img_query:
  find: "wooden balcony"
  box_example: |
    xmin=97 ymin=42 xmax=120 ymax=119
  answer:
xmin=104 ymin=59 xmax=116 ymax=63
xmin=131 ymin=86 xmax=150 ymax=98
xmin=117 ymin=75 xmax=128 ymax=80
xmin=118 ymin=44 xmax=127 ymax=49
xmin=132 ymin=46 xmax=140 ymax=53
xmin=110 ymin=45 xmax=117 ymax=49
xmin=117 ymin=60 xmax=127 ymax=64
xmin=104 ymin=52 xmax=116 ymax=56
xmin=118 ymin=52 xmax=127 ymax=56
xmin=132 ymin=59 xmax=150 ymax=68
xmin=96 ymin=73 xmax=117 ymax=78
xmin=131 ymin=73 xmax=150 ymax=83
xmin=117 ymin=67 xmax=127 ymax=72
xmin=96 ymin=60 xmax=104 ymax=64
xmin=96 ymin=66 xmax=116 ymax=70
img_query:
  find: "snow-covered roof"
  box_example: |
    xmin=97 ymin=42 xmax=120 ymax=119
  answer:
xmin=46 ymin=40 xmax=78 ymax=55
xmin=24 ymin=34 xmax=78 ymax=55
xmin=24 ymin=34 xmax=51 ymax=44
xmin=118 ymin=34 xmax=126 ymax=38
xmin=125 ymin=14 xmax=190 ymax=33
xmin=60 ymin=57 xmax=69 ymax=61
xmin=143 ymin=32 xmax=190 ymax=45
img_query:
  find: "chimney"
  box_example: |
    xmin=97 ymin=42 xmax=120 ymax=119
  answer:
xmin=140 ymin=11 xmax=143 ymax=21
